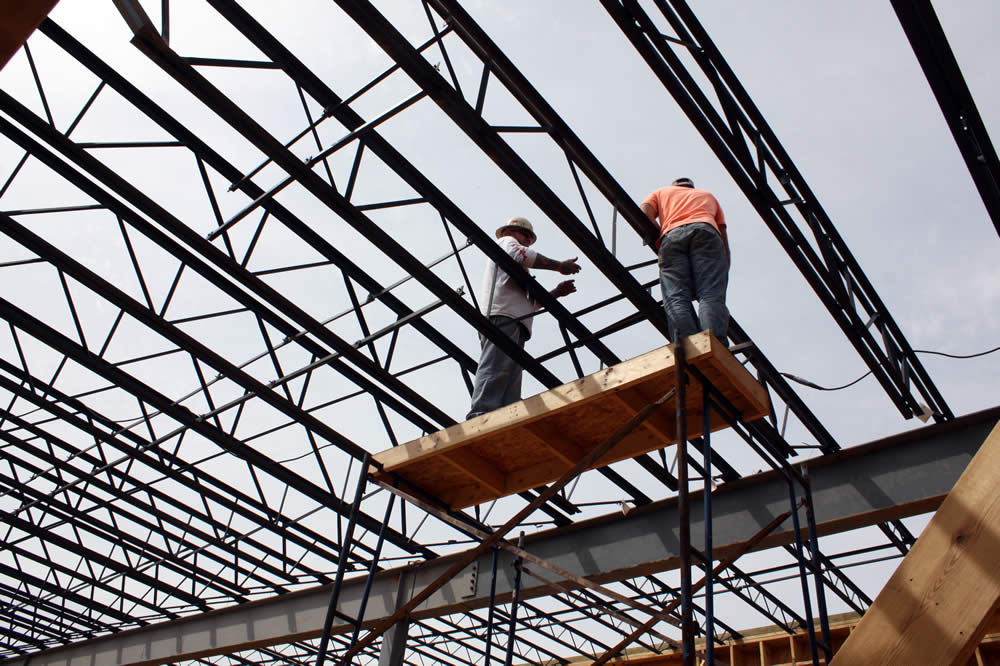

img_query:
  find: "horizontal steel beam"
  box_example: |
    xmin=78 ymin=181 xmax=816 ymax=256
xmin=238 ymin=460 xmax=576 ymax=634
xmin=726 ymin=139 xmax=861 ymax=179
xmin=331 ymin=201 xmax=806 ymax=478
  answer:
xmin=9 ymin=406 xmax=998 ymax=665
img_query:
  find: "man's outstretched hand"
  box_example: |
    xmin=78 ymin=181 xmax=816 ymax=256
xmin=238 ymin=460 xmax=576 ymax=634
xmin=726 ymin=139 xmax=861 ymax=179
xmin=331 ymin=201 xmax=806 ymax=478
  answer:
xmin=559 ymin=258 xmax=581 ymax=275
xmin=551 ymin=280 xmax=577 ymax=298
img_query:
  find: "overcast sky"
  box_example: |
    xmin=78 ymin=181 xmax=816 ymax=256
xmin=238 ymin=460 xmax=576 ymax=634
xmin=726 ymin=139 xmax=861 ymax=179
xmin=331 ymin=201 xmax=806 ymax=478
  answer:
xmin=1 ymin=0 xmax=998 ymax=649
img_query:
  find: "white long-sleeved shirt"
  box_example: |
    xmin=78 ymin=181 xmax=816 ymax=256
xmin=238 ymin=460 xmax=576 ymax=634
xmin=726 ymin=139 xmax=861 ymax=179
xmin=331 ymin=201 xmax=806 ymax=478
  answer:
xmin=479 ymin=236 xmax=539 ymax=335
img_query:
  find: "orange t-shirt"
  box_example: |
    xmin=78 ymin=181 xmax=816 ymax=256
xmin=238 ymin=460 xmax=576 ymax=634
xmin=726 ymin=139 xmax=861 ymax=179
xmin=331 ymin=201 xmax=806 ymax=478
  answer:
xmin=642 ymin=186 xmax=726 ymax=246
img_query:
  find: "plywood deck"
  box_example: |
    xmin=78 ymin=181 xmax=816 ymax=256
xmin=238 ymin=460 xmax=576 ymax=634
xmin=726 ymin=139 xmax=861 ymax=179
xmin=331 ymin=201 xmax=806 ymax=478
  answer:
xmin=372 ymin=331 xmax=770 ymax=510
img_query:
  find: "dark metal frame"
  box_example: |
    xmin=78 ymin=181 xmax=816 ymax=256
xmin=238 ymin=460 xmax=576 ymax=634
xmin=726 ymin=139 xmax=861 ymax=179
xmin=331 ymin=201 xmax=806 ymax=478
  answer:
xmin=0 ymin=0 xmax=987 ymax=663
xmin=890 ymin=0 xmax=1000 ymax=238
xmin=599 ymin=0 xmax=951 ymax=424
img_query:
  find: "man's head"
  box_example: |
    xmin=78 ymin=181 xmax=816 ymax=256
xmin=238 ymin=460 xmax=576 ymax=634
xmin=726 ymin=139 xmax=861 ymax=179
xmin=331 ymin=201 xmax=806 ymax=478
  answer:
xmin=496 ymin=216 xmax=537 ymax=246
xmin=671 ymin=177 xmax=695 ymax=188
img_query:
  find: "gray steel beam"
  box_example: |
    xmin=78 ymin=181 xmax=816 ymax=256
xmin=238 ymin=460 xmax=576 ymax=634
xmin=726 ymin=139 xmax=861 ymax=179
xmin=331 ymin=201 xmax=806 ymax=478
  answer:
xmin=8 ymin=406 xmax=998 ymax=666
xmin=377 ymin=573 xmax=411 ymax=666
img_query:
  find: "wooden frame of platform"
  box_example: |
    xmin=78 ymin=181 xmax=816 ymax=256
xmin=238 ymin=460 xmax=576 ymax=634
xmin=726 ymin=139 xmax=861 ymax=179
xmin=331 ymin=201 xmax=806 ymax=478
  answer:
xmin=0 ymin=0 xmax=61 ymax=70
xmin=560 ymin=610 xmax=1000 ymax=665
xmin=372 ymin=332 xmax=770 ymax=510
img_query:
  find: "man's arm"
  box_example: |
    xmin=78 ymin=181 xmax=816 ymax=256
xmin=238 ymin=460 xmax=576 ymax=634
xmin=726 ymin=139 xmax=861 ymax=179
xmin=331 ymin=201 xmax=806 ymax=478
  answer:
xmin=715 ymin=202 xmax=730 ymax=259
xmin=550 ymin=280 xmax=576 ymax=298
xmin=641 ymin=202 xmax=657 ymax=224
xmin=640 ymin=201 xmax=662 ymax=246
xmin=532 ymin=254 xmax=581 ymax=275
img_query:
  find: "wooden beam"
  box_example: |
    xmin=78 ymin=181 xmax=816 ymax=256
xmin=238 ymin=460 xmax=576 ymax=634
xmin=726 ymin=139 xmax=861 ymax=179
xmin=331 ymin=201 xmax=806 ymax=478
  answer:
xmin=441 ymin=448 xmax=505 ymax=496
xmin=613 ymin=389 xmax=678 ymax=444
xmin=560 ymin=610 xmax=1000 ymax=665
xmin=523 ymin=420 xmax=584 ymax=468
xmin=0 ymin=0 xmax=60 ymax=70
xmin=831 ymin=420 xmax=1000 ymax=666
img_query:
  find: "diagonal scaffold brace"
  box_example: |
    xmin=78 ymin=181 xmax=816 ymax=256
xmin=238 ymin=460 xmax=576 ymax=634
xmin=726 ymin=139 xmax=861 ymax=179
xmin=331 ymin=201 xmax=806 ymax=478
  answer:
xmin=590 ymin=501 xmax=803 ymax=666
xmin=373 ymin=478 xmax=682 ymax=644
xmin=334 ymin=385 xmax=679 ymax=664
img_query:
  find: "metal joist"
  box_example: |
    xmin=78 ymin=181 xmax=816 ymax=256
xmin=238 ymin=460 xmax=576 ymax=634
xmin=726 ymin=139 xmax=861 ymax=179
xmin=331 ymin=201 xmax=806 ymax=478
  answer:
xmin=891 ymin=0 xmax=1000 ymax=237
xmin=0 ymin=419 xmax=294 ymax=594
xmin=0 ymin=356 xmax=350 ymax=576
xmin=600 ymin=0 xmax=952 ymax=422
xmin=112 ymin=1 xmax=562 ymax=395
xmin=104 ymin=0 xmax=656 ymax=512
xmin=0 ymin=91 xmax=445 ymax=439
xmin=0 ymin=3 xmax=985 ymax=663
xmin=34 ymin=19 xmax=482 ymax=383
xmin=334 ymin=0 xmax=844 ymax=464
xmin=0 ymin=211 xmax=399 ymax=540
xmin=329 ymin=0 xmax=671 ymax=339
xmin=199 ymin=0 xmax=626 ymax=376
xmin=0 ymin=292 xmax=431 ymax=559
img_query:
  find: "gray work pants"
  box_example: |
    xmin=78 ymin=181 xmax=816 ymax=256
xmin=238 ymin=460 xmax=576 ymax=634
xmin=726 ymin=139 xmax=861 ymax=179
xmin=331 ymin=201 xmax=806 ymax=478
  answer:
xmin=466 ymin=315 xmax=528 ymax=420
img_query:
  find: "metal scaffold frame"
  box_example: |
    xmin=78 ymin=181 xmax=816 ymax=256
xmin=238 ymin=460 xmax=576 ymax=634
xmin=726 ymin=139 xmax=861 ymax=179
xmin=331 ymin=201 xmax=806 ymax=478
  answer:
xmin=311 ymin=341 xmax=835 ymax=666
xmin=0 ymin=0 xmax=994 ymax=664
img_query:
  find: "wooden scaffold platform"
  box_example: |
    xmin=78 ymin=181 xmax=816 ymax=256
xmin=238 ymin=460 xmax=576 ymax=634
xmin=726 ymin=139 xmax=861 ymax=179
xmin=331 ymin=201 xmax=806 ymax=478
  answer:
xmin=372 ymin=331 xmax=771 ymax=510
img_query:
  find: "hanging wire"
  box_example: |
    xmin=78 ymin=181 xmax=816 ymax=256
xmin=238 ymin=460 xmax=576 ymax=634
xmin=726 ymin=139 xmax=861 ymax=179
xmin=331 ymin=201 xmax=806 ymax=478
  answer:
xmin=781 ymin=344 xmax=1000 ymax=392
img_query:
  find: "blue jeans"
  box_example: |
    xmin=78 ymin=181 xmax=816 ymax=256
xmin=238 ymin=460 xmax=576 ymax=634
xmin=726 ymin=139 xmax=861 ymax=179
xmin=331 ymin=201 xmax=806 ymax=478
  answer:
xmin=658 ymin=222 xmax=729 ymax=342
xmin=467 ymin=315 xmax=528 ymax=419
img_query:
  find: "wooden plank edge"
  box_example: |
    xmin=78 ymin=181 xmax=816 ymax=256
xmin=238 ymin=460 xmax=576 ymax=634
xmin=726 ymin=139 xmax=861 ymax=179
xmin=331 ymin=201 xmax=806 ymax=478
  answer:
xmin=440 ymin=448 xmax=506 ymax=496
xmin=696 ymin=330 xmax=770 ymax=417
xmin=375 ymin=339 xmax=709 ymax=472
xmin=830 ymin=420 xmax=1000 ymax=666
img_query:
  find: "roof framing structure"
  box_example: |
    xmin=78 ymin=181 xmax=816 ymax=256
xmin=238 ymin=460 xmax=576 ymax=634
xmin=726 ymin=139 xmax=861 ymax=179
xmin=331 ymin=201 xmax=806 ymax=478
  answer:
xmin=0 ymin=0 xmax=995 ymax=664
xmin=13 ymin=406 xmax=997 ymax=666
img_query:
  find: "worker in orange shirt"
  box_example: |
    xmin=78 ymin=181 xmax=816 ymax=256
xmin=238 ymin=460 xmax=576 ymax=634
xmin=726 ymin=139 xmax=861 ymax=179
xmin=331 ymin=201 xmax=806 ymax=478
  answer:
xmin=641 ymin=177 xmax=730 ymax=342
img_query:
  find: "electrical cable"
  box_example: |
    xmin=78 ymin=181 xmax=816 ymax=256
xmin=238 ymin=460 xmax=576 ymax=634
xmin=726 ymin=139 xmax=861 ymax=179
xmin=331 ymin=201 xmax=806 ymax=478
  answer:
xmin=781 ymin=370 xmax=873 ymax=392
xmin=781 ymin=344 xmax=1000 ymax=391
xmin=913 ymin=345 xmax=1000 ymax=359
